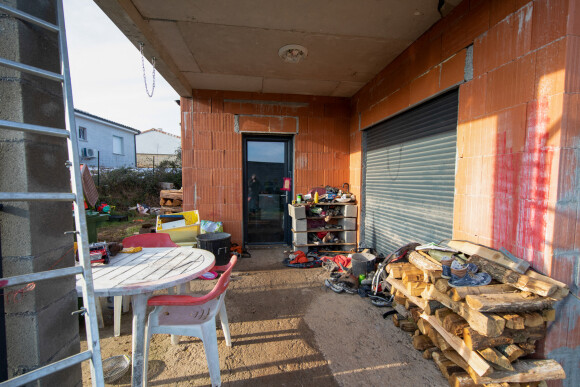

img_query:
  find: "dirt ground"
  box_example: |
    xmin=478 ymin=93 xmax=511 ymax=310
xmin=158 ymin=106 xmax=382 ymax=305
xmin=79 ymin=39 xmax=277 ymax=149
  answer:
xmin=81 ymin=245 xmax=447 ymax=386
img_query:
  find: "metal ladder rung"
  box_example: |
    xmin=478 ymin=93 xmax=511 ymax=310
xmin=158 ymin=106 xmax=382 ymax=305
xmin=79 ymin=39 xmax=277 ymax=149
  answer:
xmin=0 ymin=57 xmax=64 ymax=82
xmin=0 ymin=266 xmax=84 ymax=289
xmin=0 ymin=192 xmax=76 ymax=202
xmin=0 ymin=4 xmax=59 ymax=32
xmin=0 ymin=350 xmax=93 ymax=387
xmin=0 ymin=119 xmax=70 ymax=138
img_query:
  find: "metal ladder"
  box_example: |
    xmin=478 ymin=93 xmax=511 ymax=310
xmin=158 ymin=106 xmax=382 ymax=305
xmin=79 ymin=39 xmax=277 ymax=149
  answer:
xmin=0 ymin=1 xmax=104 ymax=386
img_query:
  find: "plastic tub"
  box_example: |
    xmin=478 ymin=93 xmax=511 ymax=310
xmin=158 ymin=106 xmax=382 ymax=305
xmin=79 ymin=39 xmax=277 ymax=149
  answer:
xmin=156 ymin=210 xmax=200 ymax=244
xmin=350 ymin=253 xmax=376 ymax=277
xmin=197 ymin=232 xmax=231 ymax=266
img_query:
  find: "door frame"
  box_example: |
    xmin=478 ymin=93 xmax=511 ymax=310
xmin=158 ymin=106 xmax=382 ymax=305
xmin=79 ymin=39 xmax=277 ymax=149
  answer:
xmin=242 ymin=134 xmax=294 ymax=246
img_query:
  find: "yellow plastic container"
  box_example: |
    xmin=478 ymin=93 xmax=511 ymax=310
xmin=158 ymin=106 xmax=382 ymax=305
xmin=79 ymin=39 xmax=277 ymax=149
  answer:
xmin=156 ymin=210 xmax=200 ymax=244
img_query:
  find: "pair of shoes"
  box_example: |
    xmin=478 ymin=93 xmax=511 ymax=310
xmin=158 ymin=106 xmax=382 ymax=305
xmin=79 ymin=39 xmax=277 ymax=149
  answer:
xmin=324 ymin=279 xmax=357 ymax=294
xmin=369 ymin=294 xmax=393 ymax=307
xmin=441 ymin=257 xmax=478 ymax=279
xmin=448 ymin=264 xmax=491 ymax=287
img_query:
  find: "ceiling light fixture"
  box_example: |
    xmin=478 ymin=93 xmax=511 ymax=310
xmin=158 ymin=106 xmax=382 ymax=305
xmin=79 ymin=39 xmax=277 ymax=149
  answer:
xmin=278 ymin=44 xmax=308 ymax=63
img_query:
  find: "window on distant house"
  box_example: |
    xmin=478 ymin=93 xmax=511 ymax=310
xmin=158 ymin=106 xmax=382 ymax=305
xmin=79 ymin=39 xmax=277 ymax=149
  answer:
xmin=79 ymin=126 xmax=87 ymax=141
xmin=113 ymin=135 xmax=124 ymax=155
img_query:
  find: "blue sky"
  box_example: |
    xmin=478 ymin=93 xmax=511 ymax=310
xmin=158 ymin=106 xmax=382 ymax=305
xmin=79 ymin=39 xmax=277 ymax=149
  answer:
xmin=63 ymin=0 xmax=181 ymax=135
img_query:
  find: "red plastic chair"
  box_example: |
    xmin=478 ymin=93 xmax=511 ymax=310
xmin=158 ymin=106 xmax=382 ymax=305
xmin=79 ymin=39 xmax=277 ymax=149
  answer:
xmin=143 ymin=255 xmax=238 ymax=387
xmin=122 ymin=233 xmax=179 ymax=247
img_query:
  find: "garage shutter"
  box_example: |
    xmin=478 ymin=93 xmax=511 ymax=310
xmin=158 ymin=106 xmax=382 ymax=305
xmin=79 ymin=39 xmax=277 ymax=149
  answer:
xmin=362 ymin=89 xmax=458 ymax=255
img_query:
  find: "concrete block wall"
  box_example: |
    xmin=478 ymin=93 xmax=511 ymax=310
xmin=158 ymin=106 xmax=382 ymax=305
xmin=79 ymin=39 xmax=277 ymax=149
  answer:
xmin=350 ymin=0 xmax=580 ymax=384
xmin=180 ymin=91 xmax=350 ymax=244
xmin=0 ymin=0 xmax=82 ymax=385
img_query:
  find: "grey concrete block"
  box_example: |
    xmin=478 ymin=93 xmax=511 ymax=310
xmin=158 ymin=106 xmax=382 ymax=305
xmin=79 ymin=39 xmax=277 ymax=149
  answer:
xmin=38 ymin=336 xmax=81 ymax=387
xmin=292 ymin=232 xmax=308 ymax=245
xmin=6 ymin=313 xmax=40 ymax=378
xmin=342 ymin=205 xmax=357 ymax=217
xmin=341 ymin=231 xmax=357 ymax=244
xmin=292 ymin=218 xmax=307 ymax=231
xmin=288 ymin=204 xmax=306 ymax=219
xmin=340 ymin=217 xmax=356 ymax=231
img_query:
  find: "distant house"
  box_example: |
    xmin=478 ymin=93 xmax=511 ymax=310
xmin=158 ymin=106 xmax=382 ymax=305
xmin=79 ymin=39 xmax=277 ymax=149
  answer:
xmin=74 ymin=109 xmax=140 ymax=168
xmin=136 ymin=128 xmax=181 ymax=167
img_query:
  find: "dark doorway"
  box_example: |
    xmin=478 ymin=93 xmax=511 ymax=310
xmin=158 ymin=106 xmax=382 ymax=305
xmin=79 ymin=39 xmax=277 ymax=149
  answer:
xmin=243 ymin=135 xmax=293 ymax=244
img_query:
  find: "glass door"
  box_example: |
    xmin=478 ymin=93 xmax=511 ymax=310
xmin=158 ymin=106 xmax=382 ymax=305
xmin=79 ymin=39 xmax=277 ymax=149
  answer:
xmin=243 ymin=135 xmax=293 ymax=244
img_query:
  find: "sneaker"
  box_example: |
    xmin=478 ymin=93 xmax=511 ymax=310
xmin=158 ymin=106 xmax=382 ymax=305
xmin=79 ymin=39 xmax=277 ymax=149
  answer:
xmin=448 ymin=269 xmax=492 ymax=288
xmin=450 ymin=259 xmax=479 ymax=274
xmin=324 ymin=279 xmax=343 ymax=293
xmin=441 ymin=257 xmax=453 ymax=279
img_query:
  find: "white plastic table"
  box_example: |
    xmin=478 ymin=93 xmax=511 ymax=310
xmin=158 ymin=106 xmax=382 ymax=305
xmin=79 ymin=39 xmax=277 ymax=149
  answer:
xmin=77 ymin=247 xmax=215 ymax=387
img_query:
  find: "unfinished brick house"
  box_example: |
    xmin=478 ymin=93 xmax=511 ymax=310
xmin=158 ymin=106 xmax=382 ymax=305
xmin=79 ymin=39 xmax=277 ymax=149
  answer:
xmin=96 ymin=0 xmax=579 ymax=384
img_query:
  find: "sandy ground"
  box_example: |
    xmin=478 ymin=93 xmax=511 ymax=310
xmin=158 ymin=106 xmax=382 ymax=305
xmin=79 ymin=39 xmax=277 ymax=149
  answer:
xmin=81 ymin=246 xmax=447 ymax=386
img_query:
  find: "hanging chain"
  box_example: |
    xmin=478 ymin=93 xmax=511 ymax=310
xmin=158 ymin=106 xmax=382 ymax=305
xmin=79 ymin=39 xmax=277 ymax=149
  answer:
xmin=140 ymin=42 xmax=156 ymax=97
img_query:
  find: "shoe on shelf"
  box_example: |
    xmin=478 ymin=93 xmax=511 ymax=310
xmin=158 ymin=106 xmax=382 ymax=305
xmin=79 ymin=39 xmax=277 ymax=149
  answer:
xmin=450 ymin=259 xmax=479 ymax=274
xmin=443 ymin=258 xmax=478 ymax=279
xmin=448 ymin=268 xmax=491 ymax=288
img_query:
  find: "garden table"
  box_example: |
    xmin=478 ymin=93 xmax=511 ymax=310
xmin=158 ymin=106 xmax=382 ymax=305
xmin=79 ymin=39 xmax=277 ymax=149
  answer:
xmin=77 ymin=247 xmax=215 ymax=386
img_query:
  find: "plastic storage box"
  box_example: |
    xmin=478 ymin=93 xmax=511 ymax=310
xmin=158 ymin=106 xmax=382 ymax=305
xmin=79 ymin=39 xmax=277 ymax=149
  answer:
xmin=156 ymin=210 xmax=200 ymax=245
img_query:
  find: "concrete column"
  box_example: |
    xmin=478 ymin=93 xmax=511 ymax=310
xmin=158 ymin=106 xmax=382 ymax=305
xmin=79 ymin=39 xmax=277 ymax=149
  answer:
xmin=0 ymin=1 xmax=82 ymax=386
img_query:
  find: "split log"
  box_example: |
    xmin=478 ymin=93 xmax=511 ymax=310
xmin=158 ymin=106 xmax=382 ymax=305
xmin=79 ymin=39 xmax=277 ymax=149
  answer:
xmin=435 ymin=278 xmax=452 ymax=294
xmin=159 ymin=198 xmax=166 ymax=206
xmin=435 ymin=308 xmax=454 ymax=324
xmin=465 ymin=293 xmax=555 ymax=313
xmin=409 ymin=251 xmax=441 ymax=271
xmin=447 ymin=240 xmax=524 ymax=274
xmin=407 ymin=281 xmax=428 ymax=296
xmin=412 ymin=334 xmax=435 ymax=351
xmin=501 ymin=313 xmax=525 ymax=330
xmin=432 ymin=351 xmax=464 ymax=379
xmin=443 ymin=313 xmax=470 ymax=336
xmin=165 ymin=199 xmax=173 ymax=206
xmin=466 ymin=256 xmax=556 ymax=297
xmin=462 ymin=325 xmax=546 ymax=351
xmin=417 ymin=319 xmax=431 ymax=335
xmin=496 ymin=344 xmax=525 ymax=362
xmin=394 ymin=294 xmax=407 ymax=306
xmin=477 ymin=348 xmax=514 ymax=371
xmin=450 ymin=284 xmax=518 ymax=302
xmin=424 ymin=300 xmax=446 ymax=315
xmin=402 ymin=272 xmax=424 ymax=284
xmin=429 ymin=270 xmax=443 ymax=283
xmin=541 ymin=309 xmax=556 ymax=322
xmin=518 ymin=342 xmax=536 ymax=355
xmin=392 ymin=313 xmax=405 ymax=327
xmin=468 ymin=359 xmax=565 ymax=384
xmin=405 ymin=299 xmax=417 ymax=310
xmin=399 ymin=320 xmax=418 ymax=332
xmin=394 ymin=303 xmax=410 ymax=318
xmin=387 ymin=277 xmax=428 ymax=310
xmin=522 ymin=312 xmax=544 ymax=327
xmin=386 ymin=262 xmax=415 ymax=278
xmin=410 ymin=308 xmax=422 ymax=323
xmin=524 ymin=269 xmax=569 ymax=300
xmin=173 ymin=199 xmax=182 ymax=206
xmin=417 ymin=250 xmax=443 ymax=265
xmin=448 ymin=372 xmax=485 ymax=387
xmin=422 ymin=285 xmax=506 ymax=337
xmin=421 ymin=314 xmax=493 ymax=377
xmin=422 ymin=347 xmax=439 ymax=359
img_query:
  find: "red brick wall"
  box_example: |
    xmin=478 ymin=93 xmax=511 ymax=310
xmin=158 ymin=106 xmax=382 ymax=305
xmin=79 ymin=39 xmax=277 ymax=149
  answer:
xmin=350 ymin=0 xmax=580 ymax=380
xmin=181 ymin=91 xmax=350 ymax=245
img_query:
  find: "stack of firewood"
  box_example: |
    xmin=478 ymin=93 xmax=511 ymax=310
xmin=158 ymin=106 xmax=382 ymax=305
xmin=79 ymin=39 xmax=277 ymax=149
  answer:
xmin=385 ymin=241 xmax=568 ymax=386
xmin=159 ymin=189 xmax=183 ymax=214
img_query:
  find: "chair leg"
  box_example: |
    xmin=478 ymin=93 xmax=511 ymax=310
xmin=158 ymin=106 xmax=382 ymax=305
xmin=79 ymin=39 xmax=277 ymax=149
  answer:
xmin=200 ymin=321 xmax=221 ymax=387
xmin=122 ymin=295 xmax=130 ymax=312
xmin=143 ymin=322 xmax=152 ymax=387
xmin=95 ymin=297 xmax=104 ymax=329
xmin=114 ymin=296 xmax=122 ymax=337
xmin=218 ymin=302 xmax=231 ymax=347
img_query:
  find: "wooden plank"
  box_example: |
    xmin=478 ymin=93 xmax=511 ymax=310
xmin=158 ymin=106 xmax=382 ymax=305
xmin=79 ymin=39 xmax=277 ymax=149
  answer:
xmin=523 ymin=270 xmax=569 ymax=300
xmin=448 ymin=372 xmax=485 ymax=387
xmin=421 ymin=314 xmax=493 ymax=377
xmin=468 ymin=359 xmax=565 ymax=384
xmin=422 ymin=285 xmax=506 ymax=337
xmin=402 ymin=272 xmax=424 ymax=284
xmin=159 ymin=189 xmax=183 ymax=200
xmin=450 ymin=284 xmax=518 ymax=302
xmin=417 ymin=250 xmax=443 ymax=266
xmin=407 ymin=281 xmax=428 ymax=296
xmin=447 ymin=240 xmax=524 ymax=273
xmin=432 ymin=351 xmax=464 ymax=379
xmin=467 ymin=256 xmax=556 ymax=297
xmin=465 ymin=293 xmax=555 ymax=313
xmin=387 ymin=277 xmax=428 ymax=309
xmin=522 ymin=312 xmax=544 ymax=327
xmin=386 ymin=262 xmax=415 ymax=279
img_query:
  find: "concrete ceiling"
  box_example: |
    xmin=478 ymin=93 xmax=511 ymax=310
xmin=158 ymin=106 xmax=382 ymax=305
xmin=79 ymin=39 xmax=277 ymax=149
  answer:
xmin=95 ymin=0 xmax=461 ymax=97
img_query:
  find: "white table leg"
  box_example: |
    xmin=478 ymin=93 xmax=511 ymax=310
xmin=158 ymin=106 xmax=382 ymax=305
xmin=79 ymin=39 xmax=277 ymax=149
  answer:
xmin=131 ymin=293 xmax=149 ymax=387
xmin=122 ymin=296 xmax=131 ymax=312
xmin=114 ymin=296 xmax=122 ymax=337
xmin=95 ymin=297 xmax=104 ymax=329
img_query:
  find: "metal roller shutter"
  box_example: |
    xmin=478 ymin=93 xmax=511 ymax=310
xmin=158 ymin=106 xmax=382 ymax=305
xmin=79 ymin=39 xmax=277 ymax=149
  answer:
xmin=361 ymin=89 xmax=458 ymax=255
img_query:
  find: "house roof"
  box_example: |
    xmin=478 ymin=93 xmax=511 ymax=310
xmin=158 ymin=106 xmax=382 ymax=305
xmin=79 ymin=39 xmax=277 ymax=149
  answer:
xmin=94 ymin=0 xmax=461 ymax=97
xmin=139 ymin=128 xmax=181 ymax=139
xmin=74 ymin=109 xmax=141 ymax=134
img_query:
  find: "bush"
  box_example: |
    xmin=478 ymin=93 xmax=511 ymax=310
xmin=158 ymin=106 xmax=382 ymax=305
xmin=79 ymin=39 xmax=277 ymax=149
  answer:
xmin=95 ymin=166 xmax=182 ymax=210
